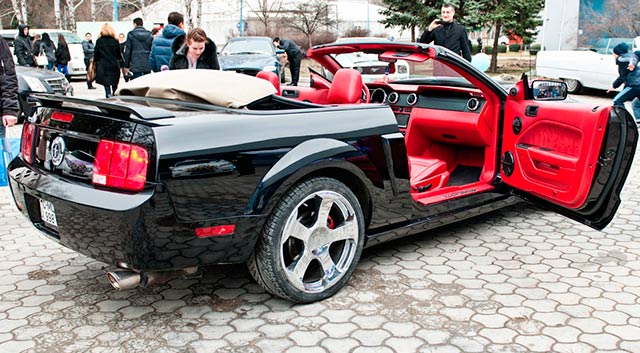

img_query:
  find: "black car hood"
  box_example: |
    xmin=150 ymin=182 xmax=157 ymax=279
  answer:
xmin=219 ymin=54 xmax=276 ymax=70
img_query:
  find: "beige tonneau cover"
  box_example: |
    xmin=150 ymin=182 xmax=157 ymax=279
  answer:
xmin=116 ymin=69 xmax=277 ymax=108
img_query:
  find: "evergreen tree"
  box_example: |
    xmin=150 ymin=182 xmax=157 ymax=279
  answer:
xmin=381 ymin=0 xmax=544 ymax=73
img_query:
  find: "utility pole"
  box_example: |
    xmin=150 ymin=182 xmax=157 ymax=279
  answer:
xmin=240 ymin=0 xmax=244 ymax=37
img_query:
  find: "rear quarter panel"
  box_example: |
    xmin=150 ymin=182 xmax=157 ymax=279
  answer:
xmin=153 ymin=104 xmax=400 ymax=224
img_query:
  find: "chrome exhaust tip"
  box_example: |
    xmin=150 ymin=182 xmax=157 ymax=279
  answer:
xmin=106 ymin=270 xmax=141 ymax=290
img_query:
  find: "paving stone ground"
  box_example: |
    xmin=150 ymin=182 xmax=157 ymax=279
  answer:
xmin=1 ymin=89 xmax=640 ymax=352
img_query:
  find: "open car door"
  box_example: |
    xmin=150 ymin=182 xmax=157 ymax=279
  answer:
xmin=500 ymin=80 xmax=638 ymax=230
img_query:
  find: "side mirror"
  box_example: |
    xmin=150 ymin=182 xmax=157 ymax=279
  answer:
xmin=532 ymin=80 xmax=568 ymax=101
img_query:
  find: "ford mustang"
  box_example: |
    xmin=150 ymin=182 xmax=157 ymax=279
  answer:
xmin=8 ymin=40 xmax=637 ymax=303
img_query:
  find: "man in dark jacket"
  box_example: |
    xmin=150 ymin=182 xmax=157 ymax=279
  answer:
xmin=82 ymin=33 xmax=96 ymax=89
xmin=14 ymin=24 xmax=36 ymax=67
xmin=273 ymin=37 xmax=302 ymax=86
xmin=0 ymin=37 xmax=19 ymax=136
xmin=169 ymin=28 xmax=219 ymax=70
xmin=124 ymin=18 xmax=153 ymax=79
xmin=418 ymin=3 xmax=472 ymax=62
xmin=608 ymin=43 xmax=640 ymax=123
xmin=150 ymin=12 xmax=186 ymax=72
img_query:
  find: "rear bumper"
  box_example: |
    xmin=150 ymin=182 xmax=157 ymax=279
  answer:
xmin=9 ymin=160 xmax=264 ymax=271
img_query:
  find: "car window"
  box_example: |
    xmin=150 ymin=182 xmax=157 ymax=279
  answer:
xmin=328 ymin=50 xmax=474 ymax=88
xmin=222 ymin=39 xmax=274 ymax=55
xmin=39 ymin=31 xmax=82 ymax=46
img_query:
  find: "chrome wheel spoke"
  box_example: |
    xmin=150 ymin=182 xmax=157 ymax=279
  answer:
xmin=315 ymin=195 xmax=336 ymax=229
xmin=317 ymin=248 xmax=339 ymax=280
xmin=286 ymin=218 xmax=313 ymax=244
xmin=286 ymin=251 xmax=313 ymax=289
xmin=329 ymin=220 xmax=358 ymax=243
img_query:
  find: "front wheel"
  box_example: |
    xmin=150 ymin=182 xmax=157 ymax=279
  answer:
xmin=248 ymin=177 xmax=365 ymax=303
xmin=562 ymin=78 xmax=583 ymax=94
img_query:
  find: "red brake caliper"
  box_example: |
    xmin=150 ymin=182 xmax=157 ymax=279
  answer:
xmin=327 ymin=215 xmax=335 ymax=229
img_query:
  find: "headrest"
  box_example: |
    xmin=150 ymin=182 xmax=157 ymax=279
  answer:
xmin=256 ymin=70 xmax=280 ymax=95
xmin=327 ymin=69 xmax=363 ymax=104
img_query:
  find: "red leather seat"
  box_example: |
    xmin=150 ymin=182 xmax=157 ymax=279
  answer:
xmin=256 ymin=71 xmax=280 ymax=95
xmin=327 ymin=69 xmax=363 ymax=104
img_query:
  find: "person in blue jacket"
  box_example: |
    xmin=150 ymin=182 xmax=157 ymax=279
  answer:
xmin=632 ymin=50 xmax=640 ymax=123
xmin=149 ymin=12 xmax=185 ymax=72
xmin=607 ymin=43 xmax=640 ymax=123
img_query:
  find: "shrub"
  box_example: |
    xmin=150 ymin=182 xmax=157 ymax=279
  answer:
xmin=343 ymin=27 xmax=370 ymax=38
xmin=508 ymin=43 xmax=521 ymax=52
xmin=498 ymin=45 xmax=508 ymax=53
xmin=485 ymin=45 xmax=493 ymax=54
xmin=529 ymin=43 xmax=541 ymax=55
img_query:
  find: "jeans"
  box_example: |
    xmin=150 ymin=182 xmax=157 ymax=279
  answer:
xmin=632 ymin=98 xmax=640 ymax=122
xmin=56 ymin=64 xmax=69 ymax=75
xmin=288 ymin=53 xmax=302 ymax=86
xmin=103 ymin=84 xmax=118 ymax=98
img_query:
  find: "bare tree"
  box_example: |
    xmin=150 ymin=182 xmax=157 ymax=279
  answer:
xmin=282 ymin=0 xmax=336 ymax=48
xmin=580 ymin=0 xmax=640 ymax=46
xmin=249 ymin=0 xmax=284 ymax=37
xmin=10 ymin=0 xmax=27 ymax=24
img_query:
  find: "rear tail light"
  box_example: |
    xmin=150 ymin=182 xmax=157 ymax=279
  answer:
xmin=20 ymin=123 xmax=35 ymax=163
xmin=92 ymin=140 xmax=149 ymax=191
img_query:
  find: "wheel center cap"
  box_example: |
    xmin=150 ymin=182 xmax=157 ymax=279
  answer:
xmin=308 ymin=228 xmax=332 ymax=250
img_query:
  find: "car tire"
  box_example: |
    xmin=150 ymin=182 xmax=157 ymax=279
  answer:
xmin=248 ymin=177 xmax=365 ymax=303
xmin=563 ymin=78 xmax=583 ymax=94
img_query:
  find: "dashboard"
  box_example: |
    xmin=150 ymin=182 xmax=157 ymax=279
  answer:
xmin=368 ymin=84 xmax=486 ymax=128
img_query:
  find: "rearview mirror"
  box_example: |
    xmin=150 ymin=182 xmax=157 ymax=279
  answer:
xmin=532 ymin=80 xmax=568 ymax=101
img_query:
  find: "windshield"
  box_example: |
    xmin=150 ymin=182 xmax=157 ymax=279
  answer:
xmin=222 ymin=38 xmax=274 ymax=55
xmin=330 ymin=50 xmax=473 ymax=87
xmin=43 ymin=32 xmax=83 ymax=45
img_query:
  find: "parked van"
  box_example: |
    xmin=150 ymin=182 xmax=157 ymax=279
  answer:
xmin=0 ymin=28 xmax=87 ymax=77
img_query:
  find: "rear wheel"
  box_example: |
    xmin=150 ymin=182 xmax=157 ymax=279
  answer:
xmin=563 ymin=78 xmax=583 ymax=94
xmin=248 ymin=177 xmax=364 ymax=303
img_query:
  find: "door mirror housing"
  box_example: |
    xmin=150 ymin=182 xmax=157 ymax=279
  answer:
xmin=532 ymin=80 xmax=568 ymax=101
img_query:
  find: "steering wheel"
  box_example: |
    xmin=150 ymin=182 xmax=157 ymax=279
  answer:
xmin=361 ymin=84 xmax=370 ymax=103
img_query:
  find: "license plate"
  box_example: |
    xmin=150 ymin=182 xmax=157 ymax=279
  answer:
xmin=39 ymin=199 xmax=58 ymax=227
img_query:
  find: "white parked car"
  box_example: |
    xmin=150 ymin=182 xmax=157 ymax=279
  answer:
xmin=536 ymin=36 xmax=640 ymax=93
xmin=330 ymin=38 xmax=410 ymax=83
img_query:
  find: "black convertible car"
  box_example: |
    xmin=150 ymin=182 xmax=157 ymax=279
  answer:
xmin=8 ymin=41 xmax=637 ymax=303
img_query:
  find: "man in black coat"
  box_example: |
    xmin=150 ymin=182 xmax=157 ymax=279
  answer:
xmin=273 ymin=37 xmax=303 ymax=86
xmin=124 ymin=18 xmax=154 ymax=79
xmin=13 ymin=24 xmax=36 ymax=67
xmin=418 ymin=3 xmax=472 ymax=62
xmin=0 ymin=37 xmax=19 ymax=135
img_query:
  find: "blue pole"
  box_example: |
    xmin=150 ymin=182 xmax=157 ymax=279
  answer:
xmin=113 ymin=0 xmax=118 ymax=21
xmin=240 ymin=0 xmax=244 ymax=37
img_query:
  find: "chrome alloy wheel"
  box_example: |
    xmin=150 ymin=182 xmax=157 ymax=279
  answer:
xmin=279 ymin=190 xmax=359 ymax=293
